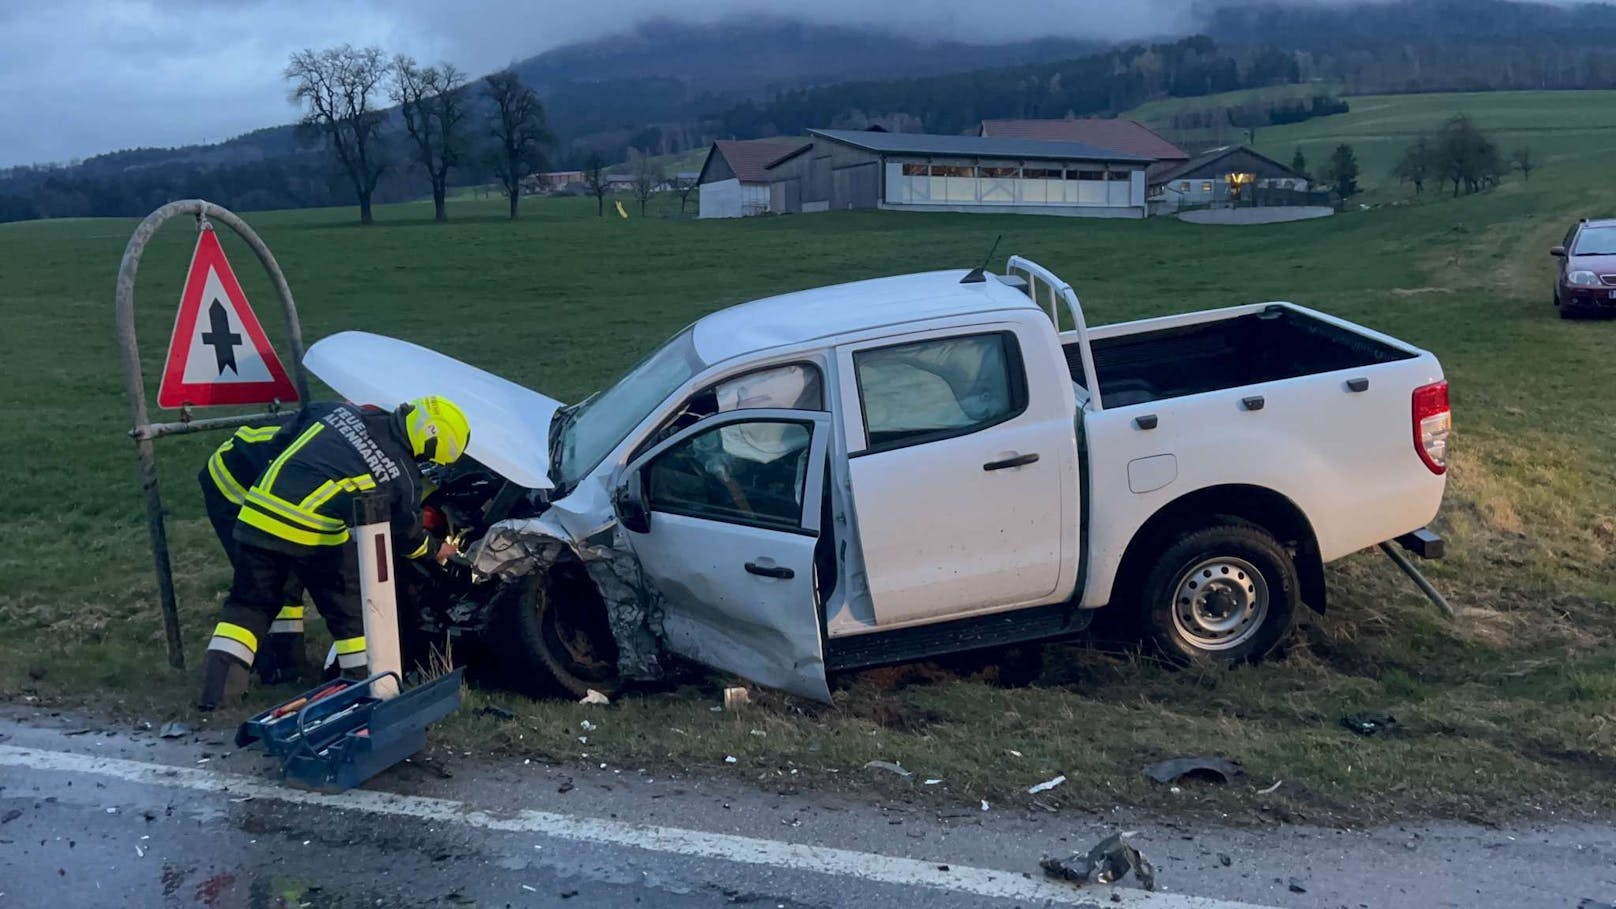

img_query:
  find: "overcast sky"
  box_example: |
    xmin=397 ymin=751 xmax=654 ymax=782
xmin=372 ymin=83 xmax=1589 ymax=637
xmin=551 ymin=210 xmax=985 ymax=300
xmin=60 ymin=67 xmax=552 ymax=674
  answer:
xmin=0 ymin=0 xmax=1478 ymax=167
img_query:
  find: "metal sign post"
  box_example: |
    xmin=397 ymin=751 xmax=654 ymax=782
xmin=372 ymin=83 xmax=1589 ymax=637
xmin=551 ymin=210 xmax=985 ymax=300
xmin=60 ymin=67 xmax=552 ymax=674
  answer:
xmin=116 ymin=200 xmax=311 ymax=669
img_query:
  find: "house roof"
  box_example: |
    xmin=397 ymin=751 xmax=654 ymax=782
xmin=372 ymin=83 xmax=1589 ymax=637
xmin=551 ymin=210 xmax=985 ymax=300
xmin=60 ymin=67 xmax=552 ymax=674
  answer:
xmin=700 ymin=139 xmax=812 ymax=184
xmin=1149 ymin=145 xmax=1310 ymax=186
xmin=691 ymin=270 xmax=1037 ymax=365
xmin=807 ymin=129 xmax=1151 ymax=164
xmin=978 ymin=119 xmax=1187 ymax=162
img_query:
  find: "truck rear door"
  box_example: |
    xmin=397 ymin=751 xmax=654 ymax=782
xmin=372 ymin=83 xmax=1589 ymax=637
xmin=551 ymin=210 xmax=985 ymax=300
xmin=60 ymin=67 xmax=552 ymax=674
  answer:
xmin=834 ymin=319 xmax=1079 ymax=630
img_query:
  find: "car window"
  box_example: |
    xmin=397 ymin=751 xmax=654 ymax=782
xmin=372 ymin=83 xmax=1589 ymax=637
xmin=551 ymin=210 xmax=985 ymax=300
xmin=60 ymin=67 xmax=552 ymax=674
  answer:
xmin=640 ymin=363 xmax=823 ymax=455
xmin=1572 ymin=225 xmax=1616 ymax=256
xmin=646 ymin=419 xmax=813 ymax=530
xmin=853 ymin=332 xmax=1026 ymax=452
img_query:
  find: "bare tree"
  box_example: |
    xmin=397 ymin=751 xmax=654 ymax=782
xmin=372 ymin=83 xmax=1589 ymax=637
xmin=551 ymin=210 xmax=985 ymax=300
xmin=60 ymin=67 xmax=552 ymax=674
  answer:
xmin=583 ymin=152 xmax=609 ymax=217
xmin=483 ymin=69 xmax=550 ymax=219
xmin=668 ymin=172 xmax=699 ymax=215
xmin=1511 ymin=145 xmax=1536 ymax=182
xmin=392 ymin=56 xmax=470 ymax=222
xmin=286 ymin=45 xmax=390 ymax=225
xmin=628 ymin=148 xmax=665 ymax=216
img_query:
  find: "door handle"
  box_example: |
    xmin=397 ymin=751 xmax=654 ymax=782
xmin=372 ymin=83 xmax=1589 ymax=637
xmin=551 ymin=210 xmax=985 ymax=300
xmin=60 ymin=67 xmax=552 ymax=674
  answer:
xmin=983 ymin=453 xmax=1040 ymax=471
xmin=744 ymin=561 xmax=795 ymax=580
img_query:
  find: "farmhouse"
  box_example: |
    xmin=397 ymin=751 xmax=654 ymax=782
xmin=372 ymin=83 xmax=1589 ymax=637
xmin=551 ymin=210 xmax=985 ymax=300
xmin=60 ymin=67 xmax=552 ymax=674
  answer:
xmin=698 ymin=139 xmax=812 ymax=218
xmin=763 ymin=129 xmax=1153 ymax=218
xmin=1148 ymin=145 xmax=1313 ymax=210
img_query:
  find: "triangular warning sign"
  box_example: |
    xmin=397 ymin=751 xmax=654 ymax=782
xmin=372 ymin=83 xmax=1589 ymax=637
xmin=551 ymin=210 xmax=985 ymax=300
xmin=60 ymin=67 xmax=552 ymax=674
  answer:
xmin=156 ymin=226 xmax=299 ymax=409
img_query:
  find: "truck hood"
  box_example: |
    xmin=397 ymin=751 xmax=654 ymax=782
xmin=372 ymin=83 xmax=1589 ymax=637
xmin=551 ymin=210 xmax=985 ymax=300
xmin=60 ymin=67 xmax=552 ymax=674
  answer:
xmin=303 ymin=331 xmax=561 ymax=490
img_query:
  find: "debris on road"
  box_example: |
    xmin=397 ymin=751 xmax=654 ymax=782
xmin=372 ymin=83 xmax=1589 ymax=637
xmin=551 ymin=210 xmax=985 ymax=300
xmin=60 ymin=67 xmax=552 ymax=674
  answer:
xmin=579 ymin=690 xmax=610 ymax=706
xmin=1040 ymin=832 xmax=1157 ymax=891
xmin=864 ymin=760 xmax=912 ymax=778
xmin=724 ymin=755 xmax=738 ymax=764
xmin=158 ymin=720 xmax=191 ymax=739
xmin=1028 ymin=774 xmax=1067 ymax=794
xmin=2 ymin=809 xmax=21 ymax=824
xmin=1144 ymin=757 xmax=1245 ymax=785
xmin=723 ymin=687 xmax=751 ymax=710
xmin=479 ymin=705 xmax=516 ymax=721
xmin=980 ymin=800 xmax=990 ymax=812
xmin=1340 ymin=712 xmax=1398 ymax=736
xmin=1218 ymin=853 xmax=1232 ymax=867
xmin=579 ymin=720 xmax=597 ymax=732
xmin=1257 ymin=779 xmax=1284 ymax=795
xmin=1288 ymin=878 xmax=1308 ymax=893
xmin=923 ymin=778 xmax=943 ymax=785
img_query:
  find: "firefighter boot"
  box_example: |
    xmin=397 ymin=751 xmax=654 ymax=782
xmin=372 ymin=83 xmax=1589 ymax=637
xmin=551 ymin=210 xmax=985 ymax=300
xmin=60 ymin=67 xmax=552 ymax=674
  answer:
xmin=197 ymin=650 xmax=251 ymax=711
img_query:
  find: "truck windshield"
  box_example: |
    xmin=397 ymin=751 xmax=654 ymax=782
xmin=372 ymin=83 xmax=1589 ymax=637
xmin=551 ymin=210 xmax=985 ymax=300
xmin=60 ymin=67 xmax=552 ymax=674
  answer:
xmin=552 ymin=327 xmax=706 ymax=490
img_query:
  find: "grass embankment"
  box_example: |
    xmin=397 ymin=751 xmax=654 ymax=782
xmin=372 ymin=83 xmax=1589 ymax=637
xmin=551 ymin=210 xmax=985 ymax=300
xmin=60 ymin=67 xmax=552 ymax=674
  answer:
xmin=3 ymin=104 xmax=1615 ymax=821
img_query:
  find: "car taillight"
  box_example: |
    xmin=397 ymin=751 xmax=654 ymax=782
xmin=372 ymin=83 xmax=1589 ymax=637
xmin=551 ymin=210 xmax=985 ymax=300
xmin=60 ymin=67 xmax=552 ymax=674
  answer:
xmin=1412 ymin=381 xmax=1450 ymax=475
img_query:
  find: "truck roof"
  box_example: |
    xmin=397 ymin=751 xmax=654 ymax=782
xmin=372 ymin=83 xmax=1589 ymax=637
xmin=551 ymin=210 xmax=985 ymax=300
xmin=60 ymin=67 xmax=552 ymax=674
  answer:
xmin=690 ymin=269 xmax=1039 ymax=364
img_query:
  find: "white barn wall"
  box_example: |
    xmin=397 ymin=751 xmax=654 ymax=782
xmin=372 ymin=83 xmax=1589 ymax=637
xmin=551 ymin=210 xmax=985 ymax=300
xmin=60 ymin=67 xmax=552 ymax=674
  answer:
xmin=699 ymin=178 xmax=741 ymax=219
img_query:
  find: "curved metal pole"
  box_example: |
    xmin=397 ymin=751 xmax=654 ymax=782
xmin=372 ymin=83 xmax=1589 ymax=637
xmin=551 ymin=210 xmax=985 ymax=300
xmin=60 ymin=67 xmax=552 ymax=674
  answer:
xmin=115 ymin=199 xmax=310 ymax=670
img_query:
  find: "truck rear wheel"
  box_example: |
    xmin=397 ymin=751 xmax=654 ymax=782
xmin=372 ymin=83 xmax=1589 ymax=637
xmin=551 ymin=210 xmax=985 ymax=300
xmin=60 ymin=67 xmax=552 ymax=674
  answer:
xmin=486 ymin=566 xmax=623 ymax=700
xmin=1137 ymin=521 xmax=1297 ymax=664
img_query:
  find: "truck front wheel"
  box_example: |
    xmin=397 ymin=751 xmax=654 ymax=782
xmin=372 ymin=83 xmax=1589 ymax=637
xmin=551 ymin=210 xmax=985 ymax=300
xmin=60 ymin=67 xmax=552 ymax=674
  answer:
xmin=486 ymin=566 xmax=623 ymax=699
xmin=1137 ymin=522 xmax=1298 ymax=663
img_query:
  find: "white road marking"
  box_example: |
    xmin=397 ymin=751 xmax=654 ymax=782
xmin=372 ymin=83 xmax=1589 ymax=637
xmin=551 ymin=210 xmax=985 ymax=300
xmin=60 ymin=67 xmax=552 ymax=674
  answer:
xmin=0 ymin=744 xmax=1277 ymax=909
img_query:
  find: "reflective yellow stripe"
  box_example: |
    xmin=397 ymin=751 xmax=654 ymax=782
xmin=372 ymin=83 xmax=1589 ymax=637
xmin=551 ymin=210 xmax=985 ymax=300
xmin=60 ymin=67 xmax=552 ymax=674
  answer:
xmin=407 ymin=536 xmax=430 ymax=559
xmin=246 ymin=489 xmax=346 ymax=532
xmin=299 ymin=474 xmax=377 ymax=513
xmin=207 ymin=450 xmax=248 ymax=505
xmin=239 ymin=505 xmax=350 ymax=547
xmin=258 ymin=423 xmax=323 ymax=493
xmin=234 ymin=425 xmax=280 ymax=443
xmin=212 ymin=622 xmax=258 ymax=653
xmin=275 ymin=605 xmax=305 ymax=621
xmin=334 ymin=636 xmax=367 ymax=655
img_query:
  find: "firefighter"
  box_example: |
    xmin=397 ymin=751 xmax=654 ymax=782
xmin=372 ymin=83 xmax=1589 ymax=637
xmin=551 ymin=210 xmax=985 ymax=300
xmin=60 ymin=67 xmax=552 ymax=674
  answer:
xmin=198 ymin=422 xmax=312 ymax=684
xmin=197 ymin=396 xmax=471 ymax=711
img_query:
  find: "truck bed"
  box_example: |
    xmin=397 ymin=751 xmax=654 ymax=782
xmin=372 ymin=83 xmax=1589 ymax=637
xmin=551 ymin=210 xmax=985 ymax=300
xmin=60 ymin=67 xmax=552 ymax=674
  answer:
xmin=1065 ymin=305 xmax=1417 ymax=407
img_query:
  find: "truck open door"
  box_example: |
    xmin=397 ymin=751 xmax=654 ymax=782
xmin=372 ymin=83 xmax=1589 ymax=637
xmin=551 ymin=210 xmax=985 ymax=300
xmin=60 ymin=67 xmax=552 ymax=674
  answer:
xmin=613 ymin=409 xmax=833 ymax=701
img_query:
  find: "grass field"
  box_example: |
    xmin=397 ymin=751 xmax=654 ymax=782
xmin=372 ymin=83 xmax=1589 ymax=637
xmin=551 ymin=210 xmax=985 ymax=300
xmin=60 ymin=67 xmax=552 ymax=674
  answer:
xmin=4 ymin=91 xmax=1616 ymax=823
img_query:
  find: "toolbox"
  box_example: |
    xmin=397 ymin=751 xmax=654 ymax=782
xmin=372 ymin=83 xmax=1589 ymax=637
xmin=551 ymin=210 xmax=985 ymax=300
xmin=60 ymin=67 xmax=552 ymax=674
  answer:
xmin=236 ymin=668 xmax=464 ymax=793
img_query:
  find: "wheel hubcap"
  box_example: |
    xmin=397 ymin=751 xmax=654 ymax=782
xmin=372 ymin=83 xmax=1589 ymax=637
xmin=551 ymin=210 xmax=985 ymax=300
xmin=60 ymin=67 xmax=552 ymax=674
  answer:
xmin=1170 ymin=556 xmax=1269 ymax=651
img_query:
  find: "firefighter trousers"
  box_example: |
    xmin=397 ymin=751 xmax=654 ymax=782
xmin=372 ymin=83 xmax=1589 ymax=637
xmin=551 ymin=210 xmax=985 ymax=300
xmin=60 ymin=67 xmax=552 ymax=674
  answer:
xmin=206 ymin=542 xmax=369 ymax=679
xmin=202 ymin=484 xmax=308 ymax=682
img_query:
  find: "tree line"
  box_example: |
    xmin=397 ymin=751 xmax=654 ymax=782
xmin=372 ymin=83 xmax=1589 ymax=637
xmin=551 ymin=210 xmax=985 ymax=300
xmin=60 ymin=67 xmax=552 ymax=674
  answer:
xmin=1392 ymin=116 xmax=1536 ymax=197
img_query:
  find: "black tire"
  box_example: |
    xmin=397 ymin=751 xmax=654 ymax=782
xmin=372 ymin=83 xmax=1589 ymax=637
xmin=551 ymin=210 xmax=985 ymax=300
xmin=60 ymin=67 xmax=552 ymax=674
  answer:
xmin=1135 ymin=520 xmax=1298 ymax=664
xmin=485 ymin=565 xmax=622 ymax=699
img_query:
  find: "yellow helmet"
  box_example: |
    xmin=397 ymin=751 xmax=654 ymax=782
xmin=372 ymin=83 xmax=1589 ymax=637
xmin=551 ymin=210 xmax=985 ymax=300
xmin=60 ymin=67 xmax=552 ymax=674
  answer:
xmin=403 ymin=396 xmax=471 ymax=465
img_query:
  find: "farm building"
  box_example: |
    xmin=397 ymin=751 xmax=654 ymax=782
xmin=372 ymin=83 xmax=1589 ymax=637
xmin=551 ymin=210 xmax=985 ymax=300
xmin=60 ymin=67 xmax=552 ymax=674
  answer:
xmin=1148 ymin=145 xmax=1313 ymax=210
xmin=697 ymin=139 xmax=811 ymax=218
xmin=763 ymin=129 xmax=1153 ymax=218
xmin=977 ymin=118 xmax=1189 ymax=182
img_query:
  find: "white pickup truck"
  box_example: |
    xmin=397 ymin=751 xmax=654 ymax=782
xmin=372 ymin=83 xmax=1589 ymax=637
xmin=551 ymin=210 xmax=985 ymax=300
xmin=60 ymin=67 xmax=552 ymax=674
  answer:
xmin=306 ymin=256 xmax=1451 ymax=701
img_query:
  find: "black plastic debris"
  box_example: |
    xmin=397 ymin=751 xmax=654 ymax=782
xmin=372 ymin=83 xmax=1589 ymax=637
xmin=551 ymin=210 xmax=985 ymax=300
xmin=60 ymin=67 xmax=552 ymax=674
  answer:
xmin=1144 ymin=757 xmax=1245 ymax=785
xmin=1577 ymin=900 xmax=1616 ymax=909
xmin=1340 ymin=712 xmax=1398 ymax=736
xmin=1040 ymin=832 xmax=1157 ymax=891
xmin=479 ymin=704 xmax=516 ymax=721
xmin=1288 ymin=878 xmax=1308 ymax=893
xmin=159 ymin=721 xmax=192 ymax=739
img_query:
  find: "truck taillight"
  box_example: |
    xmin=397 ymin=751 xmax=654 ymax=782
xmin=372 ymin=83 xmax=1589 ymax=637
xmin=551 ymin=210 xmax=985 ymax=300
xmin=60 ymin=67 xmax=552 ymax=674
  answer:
xmin=1413 ymin=381 xmax=1450 ymax=475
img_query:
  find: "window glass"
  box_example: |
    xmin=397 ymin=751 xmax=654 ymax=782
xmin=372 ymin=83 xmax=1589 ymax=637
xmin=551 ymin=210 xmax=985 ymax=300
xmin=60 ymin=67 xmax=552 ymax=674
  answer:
xmin=1075 ymin=170 xmax=1105 ymax=181
xmin=1024 ymin=167 xmax=1062 ymax=179
xmin=901 ymin=163 xmax=929 ymax=176
xmin=646 ymin=420 xmax=813 ymax=530
xmin=1572 ymin=225 xmax=1616 ymax=255
xmin=642 ymin=363 xmax=822 ymax=454
xmin=1178 ymin=181 xmax=1190 ymax=191
xmin=854 ymin=333 xmax=1024 ymax=451
xmin=978 ymin=165 xmax=1018 ymax=178
xmin=556 ymin=328 xmax=705 ymax=489
xmin=934 ymin=165 xmax=973 ymax=178
xmin=1202 ymin=181 xmax=1214 ymax=192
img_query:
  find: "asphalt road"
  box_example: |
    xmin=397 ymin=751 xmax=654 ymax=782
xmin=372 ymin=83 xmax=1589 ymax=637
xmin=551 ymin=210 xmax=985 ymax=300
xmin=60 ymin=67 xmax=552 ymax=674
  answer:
xmin=1 ymin=707 xmax=1613 ymax=909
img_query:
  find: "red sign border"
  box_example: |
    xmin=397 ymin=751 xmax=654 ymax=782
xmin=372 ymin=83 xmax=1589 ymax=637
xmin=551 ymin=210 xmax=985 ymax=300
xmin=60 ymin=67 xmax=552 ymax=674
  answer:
xmin=155 ymin=227 xmax=299 ymax=409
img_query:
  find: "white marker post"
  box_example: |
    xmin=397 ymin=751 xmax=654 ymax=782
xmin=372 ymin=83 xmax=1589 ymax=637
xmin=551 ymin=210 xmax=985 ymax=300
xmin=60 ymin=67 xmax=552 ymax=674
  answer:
xmin=354 ymin=494 xmax=402 ymax=699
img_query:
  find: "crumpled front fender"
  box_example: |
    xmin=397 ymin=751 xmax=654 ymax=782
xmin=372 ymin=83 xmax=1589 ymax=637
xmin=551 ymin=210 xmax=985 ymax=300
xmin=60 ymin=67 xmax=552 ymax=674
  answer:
xmin=470 ymin=514 xmax=666 ymax=682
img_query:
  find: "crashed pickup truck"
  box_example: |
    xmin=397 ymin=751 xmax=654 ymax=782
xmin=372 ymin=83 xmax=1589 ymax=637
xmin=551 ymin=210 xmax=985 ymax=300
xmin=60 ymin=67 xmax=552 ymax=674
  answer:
xmin=305 ymin=256 xmax=1451 ymax=702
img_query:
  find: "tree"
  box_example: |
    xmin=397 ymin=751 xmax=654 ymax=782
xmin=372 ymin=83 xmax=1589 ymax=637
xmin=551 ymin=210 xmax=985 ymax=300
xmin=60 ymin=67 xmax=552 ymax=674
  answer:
xmin=392 ymin=56 xmax=470 ymax=222
xmin=628 ymin=148 xmax=664 ymax=217
xmin=1290 ymin=148 xmax=1308 ymax=178
xmin=583 ymin=152 xmax=609 ymax=217
xmin=668 ymin=172 xmax=699 ymax=215
xmin=1321 ymin=143 xmax=1360 ymax=199
xmin=483 ymin=69 xmax=550 ymax=220
xmin=286 ymin=45 xmax=390 ymax=225
xmin=1393 ymin=136 xmax=1435 ymax=194
xmin=1435 ymin=115 xmax=1504 ymax=196
xmin=1511 ymin=145 xmax=1536 ymax=181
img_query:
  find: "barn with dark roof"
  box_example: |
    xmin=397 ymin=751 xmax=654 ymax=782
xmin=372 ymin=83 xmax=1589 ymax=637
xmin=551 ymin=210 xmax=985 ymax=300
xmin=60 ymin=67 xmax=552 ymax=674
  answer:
xmin=697 ymin=139 xmax=811 ymax=219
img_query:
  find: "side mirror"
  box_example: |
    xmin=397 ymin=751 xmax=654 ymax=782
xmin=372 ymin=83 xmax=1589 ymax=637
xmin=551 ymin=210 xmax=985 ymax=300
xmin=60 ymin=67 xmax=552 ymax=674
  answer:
xmin=1551 ymin=245 xmax=1567 ymax=257
xmin=613 ymin=471 xmax=651 ymax=534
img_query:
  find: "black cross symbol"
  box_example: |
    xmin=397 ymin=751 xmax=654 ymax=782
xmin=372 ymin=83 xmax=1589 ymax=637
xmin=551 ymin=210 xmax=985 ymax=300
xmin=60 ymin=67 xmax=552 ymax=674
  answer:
xmin=200 ymin=299 xmax=241 ymax=375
